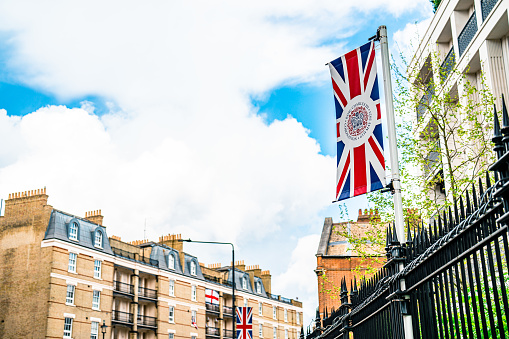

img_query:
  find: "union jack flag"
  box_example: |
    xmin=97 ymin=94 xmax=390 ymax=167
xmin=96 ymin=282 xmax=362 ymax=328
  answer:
xmin=236 ymin=307 xmax=253 ymax=339
xmin=328 ymin=41 xmax=385 ymax=201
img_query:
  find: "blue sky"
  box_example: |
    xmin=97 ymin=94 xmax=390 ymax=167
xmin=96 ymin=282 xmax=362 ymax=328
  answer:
xmin=0 ymin=0 xmax=433 ymax=327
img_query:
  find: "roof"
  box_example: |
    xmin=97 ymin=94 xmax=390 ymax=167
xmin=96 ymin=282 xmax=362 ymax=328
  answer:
xmin=316 ymin=217 xmax=333 ymax=256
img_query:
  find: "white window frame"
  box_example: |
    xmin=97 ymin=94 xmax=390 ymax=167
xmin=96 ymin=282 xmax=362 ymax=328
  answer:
xmin=192 ymin=310 xmax=197 ymax=325
xmin=169 ymin=279 xmax=175 ymax=296
xmin=285 ymin=329 xmax=288 ymax=339
xmin=191 ymin=285 xmax=197 ymax=301
xmin=169 ymin=305 xmax=175 ymax=323
xmin=244 ymin=298 xmax=248 ymax=307
xmin=68 ymin=252 xmax=77 ymax=273
xmin=273 ymin=306 xmax=277 ymax=320
xmin=242 ymin=276 xmax=248 ymax=289
xmin=69 ymin=222 xmax=78 ymax=241
xmin=296 ymin=313 xmax=300 ymax=325
xmin=256 ymin=282 xmax=262 ymax=294
xmin=63 ymin=317 xmax=73 ymax=338
xmin=169 ymin=334 xmax=175 ymax=339
xmin=93 ymin=260 xmax=101 ymax=279
xmin=169 ymin=254 xmax=175 ymax=270
xmin=190 ymin=261 xmax=197 ymax=276
xmin=91 ymin=321 xmax=99 ymax=339
xmin=94 ymin=231 xmax=103 ymax=248
xmin=258 ymin=302 xmax=263 ymax=316
xmin=66 ymin=285 xmax=75 ymax=305
xmin=273 ymin=327 xmax=277 ymax=339
xmin=284 ymin=309 xmax=287 ymax=322
xmin=259 ymin=324 xmax=263 ymax=338
xmin=92 ymin=290 xmax=101 ymax=310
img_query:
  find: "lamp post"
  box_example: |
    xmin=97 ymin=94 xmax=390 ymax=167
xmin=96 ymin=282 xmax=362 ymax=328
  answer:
xmin=100 ymin=320 xmax=108 ymax=339
xmin=179 ymin=239 xmax=235 ymax=339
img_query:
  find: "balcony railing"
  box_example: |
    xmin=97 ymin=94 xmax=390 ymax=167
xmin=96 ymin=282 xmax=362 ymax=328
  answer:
xmin=206 ymin=302 xmax=220 ymax=313
xmin=224 ymin=329 xmax=234 ymax=338
xmin=138 ymin=286 xmax=157 ymax=299
xmin=114 ymin=280 xmax=134 ymax=295
xmin=416 ymin=83 xmax=434 ymax=121
xmin=112 ymin=247 xmax=159 ymax=267
xmin=112 ymin=310 xmax=134 ymax=324
xmin=458 ymin=11 xmax=478 ymax=57
xmin=481 ymin=0 xmax=498 ymax=21
xmin=206 ymin=327 xmax=220 ymax=336
xmin=440 ymin=47 xmax=455 ymax=82
xmin=223 ymin=305 xmax=234 ymax=316
xmin=137 ymin=314 xmax=157 ymax=327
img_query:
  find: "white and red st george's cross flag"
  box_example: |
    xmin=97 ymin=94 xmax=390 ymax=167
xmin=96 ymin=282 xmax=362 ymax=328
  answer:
xmin=328 ymin=40 xmax=386 ymax=201
xmin=205 ymin=288 xmax=219 ymax=305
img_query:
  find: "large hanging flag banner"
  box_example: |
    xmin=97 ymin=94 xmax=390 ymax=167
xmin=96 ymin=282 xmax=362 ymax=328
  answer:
xmin=205 ymin=289 xmax=220 ymax=305
xmin=329 ymin=40 xmax=385 ymax=201
xmin=236 ymin=307 xmax=253 ymax=339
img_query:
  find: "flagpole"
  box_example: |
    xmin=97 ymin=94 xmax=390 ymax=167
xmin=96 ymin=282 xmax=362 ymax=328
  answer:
xmin=378 ymin=25 xmax=414 ymax=339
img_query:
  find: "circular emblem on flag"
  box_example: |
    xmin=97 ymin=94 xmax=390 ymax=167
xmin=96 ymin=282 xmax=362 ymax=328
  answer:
xmin=343 ymin=99 xmax=373 ymax=143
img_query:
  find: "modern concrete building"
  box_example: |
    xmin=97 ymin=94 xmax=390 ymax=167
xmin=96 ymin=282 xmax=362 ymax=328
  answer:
xmin=0 ymin=188 xmax=302 ymax=339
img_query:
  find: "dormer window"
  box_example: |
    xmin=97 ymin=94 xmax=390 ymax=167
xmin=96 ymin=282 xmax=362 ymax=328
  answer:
xmin=168 ymin=253 xmax=175 ymax=270
xmin=242 ymin=276 xmax=248 ymax=290
xmin=69 ymin=222 xmax=78 ymax=241
xmin=256 ymin=281 xmax=262 ymax=294
xmin=94 ymin=230 xmax=103 ymax=248
xmin=190 ymin=261 xmax=197 ymax=276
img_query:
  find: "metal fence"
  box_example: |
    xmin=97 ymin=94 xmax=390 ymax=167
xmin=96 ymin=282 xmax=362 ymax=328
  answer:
xmin=309 ymin=104 xmax=509 ymax=338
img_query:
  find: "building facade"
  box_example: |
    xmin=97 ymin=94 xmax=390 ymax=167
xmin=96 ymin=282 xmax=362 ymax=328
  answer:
xmin=0 ymin=189 xmax=302 ymax=339
xmin=314 ymin=209 xmax=384 ymax=318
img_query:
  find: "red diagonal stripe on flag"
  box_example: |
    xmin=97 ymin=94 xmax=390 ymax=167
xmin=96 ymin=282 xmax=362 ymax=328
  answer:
xmin=336 ymin=153 xmax=350 ymax=197
xmin=353 ymin=144 xmax=367 ymax=195
xmin=376 ymin=103 xmax=381 ymax=119
xmin=345 ymin=50 xmax=361 ymax=99
xmin=331 ymin=77 xmax=347 ymax=107
xmin=336 ymin=122 xmax=340 ymax=138
xmin=363 ymin=46 xmax=375 ymax=90
xmin=368 ymin=136 xmax=385 ymax=169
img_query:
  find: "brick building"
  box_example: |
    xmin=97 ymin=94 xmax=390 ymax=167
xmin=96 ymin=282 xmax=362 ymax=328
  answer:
xmin=315 ymin=209 xmax=384 ymax=317
xmin=0 ymin=188 xmax=303 ymax=339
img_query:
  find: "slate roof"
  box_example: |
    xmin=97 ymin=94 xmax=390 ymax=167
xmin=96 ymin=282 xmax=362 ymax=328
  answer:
xmin=316 ymin=217 xmax=333 ymax=256
xmin=43 ymin=209 xmax=114 ymax=255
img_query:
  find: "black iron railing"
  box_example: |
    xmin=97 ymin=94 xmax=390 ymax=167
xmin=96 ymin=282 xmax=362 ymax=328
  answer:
xmin=223 ymin=305 xmax=234 ymax=316
xmin=206 ymin=303 xmax=220 ymax=313
xmin=114 ymin=280 xmax=134 ymax=295
xmin=138 ymin=286 xmax=157 ymax=299
xmin=137 ymin=314 xmax=157 ymax=327
xmin=440 ymin=47 xmax=455 ymax=82
xmin=308 ymin=102 xmax=509 ymax=339
xmin=206 ymin=327 xmax=220 ymax=336
xmin=224 ymin=329 xmax=234 ymax=338
xmin=112 ymin=247 xmax=159 ymax=267
xmin=112 ymin=310 xmax=134 ymax=324
xmin=481 ymin=0 xmax=498 ymax=21
xmin=458 ymin=11 xmax=478 ymax=57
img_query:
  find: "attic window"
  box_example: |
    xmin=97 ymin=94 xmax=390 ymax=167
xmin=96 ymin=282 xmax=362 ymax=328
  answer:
xmin=168 ymin=253 xmax=175 ymax=270
xmin=94 ymin=230 xmax=103 ymax=248
xmin=69 ymin=222 xmax=79 ymax=241
xmin=242 ymin=276 xmax=248 ymax=290
xmin=190 ymin=261 xmax=197 ymax=276
xmin=256 ymin=281 xmax=262 ymax=294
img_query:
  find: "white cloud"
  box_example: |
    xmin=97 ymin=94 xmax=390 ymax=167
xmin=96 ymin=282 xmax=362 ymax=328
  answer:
xmin=0 ymin=0 xmax=432 ymax=326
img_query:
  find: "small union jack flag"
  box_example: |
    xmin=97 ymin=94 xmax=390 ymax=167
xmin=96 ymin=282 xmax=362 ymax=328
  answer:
xmin=328 ymin=40 xmax=385 ymax=201
xmin=236 ymin=307 xmax=253 ymax=339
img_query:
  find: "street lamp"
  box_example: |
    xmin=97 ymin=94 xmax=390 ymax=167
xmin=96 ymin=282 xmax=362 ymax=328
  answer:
xmin=101 ymin=320 xmax=108 ymax=339
xmin=179 ymin=239 xmax=236 ymax=339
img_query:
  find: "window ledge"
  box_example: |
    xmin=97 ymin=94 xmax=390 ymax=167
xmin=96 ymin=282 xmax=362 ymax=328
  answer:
xmin=65 ymin=303 xmax=75 ymax=307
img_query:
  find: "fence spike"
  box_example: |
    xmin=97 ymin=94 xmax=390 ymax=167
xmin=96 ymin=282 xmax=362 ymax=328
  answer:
xmin=407 ymin=220 xmax=413 ymax=243
xmin=479 ymin=177 xmax=484 ymax=200
xmin=438 ymin=214 xmax=444 ymax=237
xmin=459 ymin=195 xmax=465 ymax=220
xmin=486 ymin=171 xmax=492 ymax=188
xmin=448 ymin=207 xmax=454 ymax=231
xmin=494 ymin=103 xmax=502 ymax=136
xmin=433 ymin=219 xmax=438 ymax=243
xmin=392 ymin=222 xmax=399 ymax=244
xmin=454 ymin=200 xmax=460 ymax=224
xmin=466 ymin=189 xmax=472 ymax=216
xmin=502 ymin=94 xmax=509 ymax=128
xmin=472 ymin=182 xmax=478 ymax=209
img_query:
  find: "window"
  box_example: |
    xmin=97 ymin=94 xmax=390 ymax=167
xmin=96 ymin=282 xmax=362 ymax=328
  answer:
xmin=169 ymin=306 xmax=175 ymax=323
xmin=244 ymin=298 xmax=248 ymax=307
xmin=94 ymin=260 xmax=101 ymax=279
xmin=169 ymin=334 xmax=175 ymax=339
xmin=169 ymin=254 xmax=175 ymax=270
xmin=296 ymin=313 xmax=300 ymax=325
xmin=192 ymin=310 xmax=197 ymax=326
xmin=259 ymin=324 xmax=263 ymax=338
xmin=169 ymin=279 xmax=175 ymax=296
xmin=94 ymin=231 xmax=103 ymax=248
xmin=284 ymin=309 xmax=287 ymax=322
xmin=92 ymin=290 xmax=101 ymax=310
xmin=273 ymin=306 xmax=277 ymax=320
xmin=190 ymin=261 xmax=197 ymax=276
xmin=273 ymin=327 xmax=277 ymax=339
xmin=66 ymin=285 xmax=75 ymax=305
xmin=258 ymin=302 xmax=263 ymax=315
xmin=256 ymin=282 xmax=262 ymax=294
xmin=63 ymin=317 xmax=73 ymax=338
xmin=191 ymin=285 xmax=197 ymax=301
xmin=69 ymin=222 xmax=78 ymax=241
xmin=285 ymin=329 xmax=288 ymax=339
xmin=242 ymin=276 xmax=248 ymax=289
xmin=91 ymin=321 xmax=99 ymax=339
xmin=68 ymin=253 xmax=77 ymax=273
xmin=192 ymin=336 xmax=197 ymax=339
